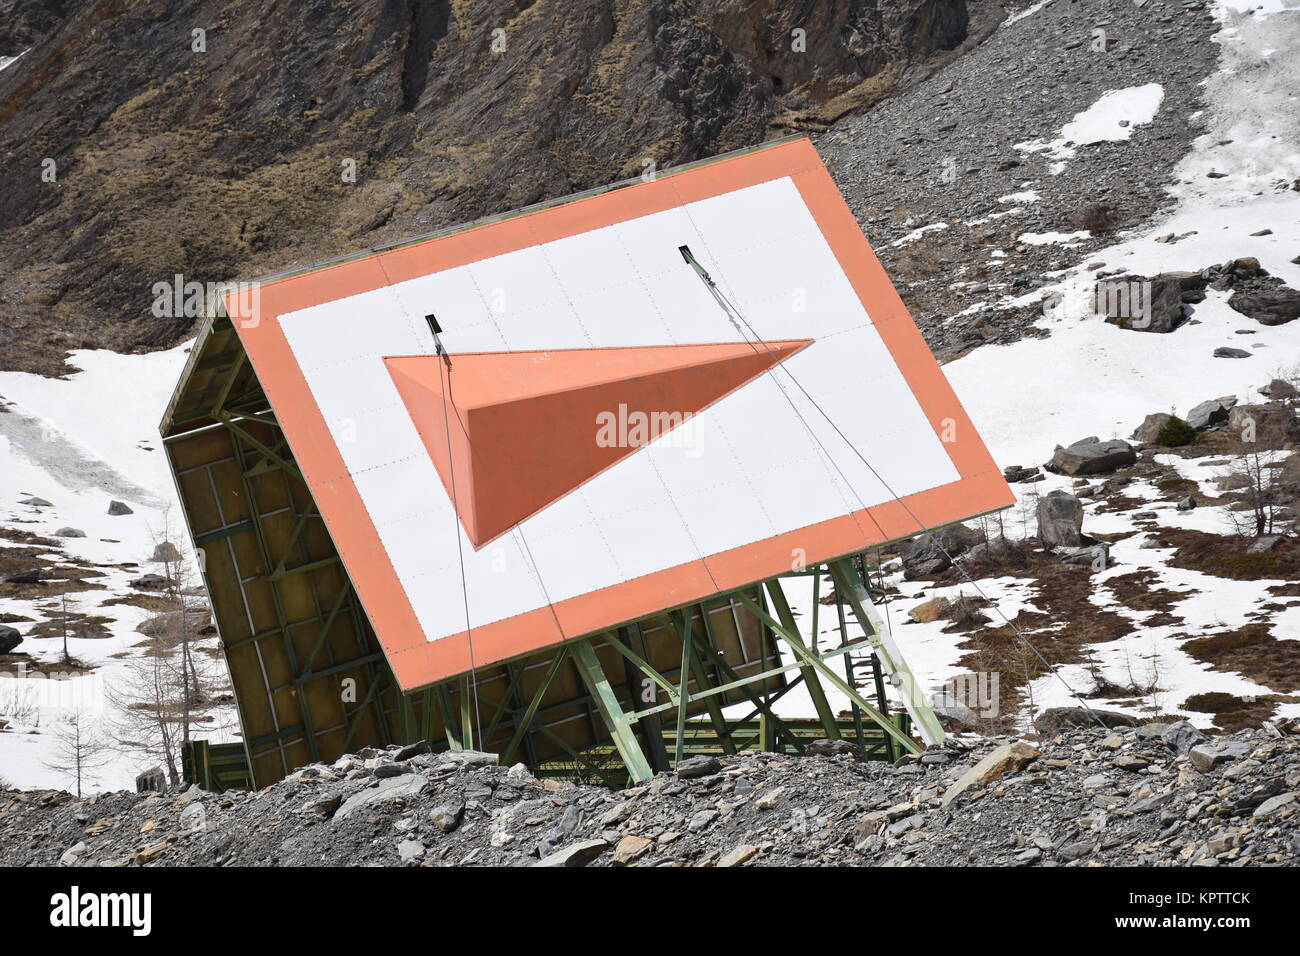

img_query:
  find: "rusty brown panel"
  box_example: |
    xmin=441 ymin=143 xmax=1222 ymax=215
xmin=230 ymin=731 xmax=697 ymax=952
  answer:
xmin=251 ymin=748 xmax=284 ymax=786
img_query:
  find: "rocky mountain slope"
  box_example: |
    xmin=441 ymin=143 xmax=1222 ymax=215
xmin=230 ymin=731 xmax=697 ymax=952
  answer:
xmin=3 ymin=718 xmax=1298 ymax=866
xmin=819 ymin=0 xmax=1228 ymax=357
xmin=0 ymin=0 xmax=975 ymax=376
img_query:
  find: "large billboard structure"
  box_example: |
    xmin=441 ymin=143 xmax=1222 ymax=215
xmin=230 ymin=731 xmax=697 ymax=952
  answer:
xmin=162 ymin=137 xmax=1014 ymax=787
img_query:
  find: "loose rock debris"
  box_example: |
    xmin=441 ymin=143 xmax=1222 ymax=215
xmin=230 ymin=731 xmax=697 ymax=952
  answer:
xmin=2 ymin=720 xmax=1298 ymax=867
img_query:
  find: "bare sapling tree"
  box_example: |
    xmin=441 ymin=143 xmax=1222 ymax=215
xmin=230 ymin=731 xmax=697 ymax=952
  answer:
xmin=107 ymin=511 xmax=219 ymax=784
xmin=58 ymin=592 xmax=81 ymax=666
xmin=1222 ymin=410 xmax=1285 ymax=537
xmin=43 ymin=711 xmax=110 ymax=797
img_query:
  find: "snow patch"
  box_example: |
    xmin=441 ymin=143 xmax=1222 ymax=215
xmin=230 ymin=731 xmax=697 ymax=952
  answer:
xmin=1018 ymin=230 xmax=1090 ymax=246
xmin=1016 ymin=84 xmax=1166 ymax=175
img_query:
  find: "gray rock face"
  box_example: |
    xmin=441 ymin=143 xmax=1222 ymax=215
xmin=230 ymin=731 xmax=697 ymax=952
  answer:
xmin=393 ymin=739 xmax=431 ymax=762
xmin=1253 ymin=793 xmax=1296 ymax=819
xmin=1003 ymin=464 xmax=1043 ymax=483
xmin=940 ymin=741 xmax=1038 ymax=808
xmin=1213 ymin=347 xmax=1252 ymax=359
xmin=1186 ymin=398 xmax=1232 ymax=430
xmin=396 ymin=839 xmax=425 ymax=862
xmin=1050 ymin=439 xmax=1137 ymax=476
xmin=1036 ymin=490 xmax=1084 ymax=548
xmin=1277 ymin=453 xmax=1300 ymax=501
xmin=54 ymin=527 xmax=85 ymax=538
xmin=435 ymin=750 xmax=498 ymax=770
xmin=932 ymin=695 xmax=980 ymax=732
xmin=430 ymin=802 xmax=464 ymax=833
xmin=1260 ymin=378 xmax=1299 ymax=401
xmin=1131 ymin=412 xmax=1173 ymax=443
xmin=107 ymin=500 xmax=134 ymax=516
xmin=1247 ymin=536 xmax=1282 ymax=554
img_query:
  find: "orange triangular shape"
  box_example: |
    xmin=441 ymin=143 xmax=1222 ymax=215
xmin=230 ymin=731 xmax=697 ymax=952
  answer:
xmin=385 ymin=340 xmax=811 ymax=548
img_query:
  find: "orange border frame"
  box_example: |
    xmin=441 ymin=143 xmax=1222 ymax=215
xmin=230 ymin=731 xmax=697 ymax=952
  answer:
xmin=232 ymin=138 xmax=1014 ymax=691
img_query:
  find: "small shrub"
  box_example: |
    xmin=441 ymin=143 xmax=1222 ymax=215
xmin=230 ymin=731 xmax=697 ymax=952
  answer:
xmin=1155 ymin=415 xmax=1196 ymax=447
xmin=1073 ymin=202 xmax=1120 ymax=234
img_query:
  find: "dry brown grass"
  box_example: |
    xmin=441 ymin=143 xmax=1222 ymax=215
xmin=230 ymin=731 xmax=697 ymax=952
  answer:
xmin=1156 ymin=527 xmax=1300 ymax=580
xmin=1181 ymin=691 xmax=1281 ymax=732
xmin=952 ymin=554 xmax=1135 ymax=723
xmin=1181 ymin=623 xmax=1300 ymax=693
xmin=1102 ymin=569 xmax=1195 ymax=614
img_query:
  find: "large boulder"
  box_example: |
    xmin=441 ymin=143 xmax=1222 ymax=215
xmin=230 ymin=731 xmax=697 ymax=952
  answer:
xmin=1036 ymin=490 xmax=1084 ymax=548
xmin=1131 ymin=413 xmax=1195 ymax=446
xmin=0 ymin=625 xmax=22 ymax=655
xmin=1050 ymin=438 xmax=1137 ymax=476
xmin=941 ymin=742 xmax=1038 ymax=807
xmin=137 ymin=605 xmax=212 ymax=638
xmin=1101 ymin=272 xmax=1202 ymax=333
xmin=129 ymin=574 xmax=174 ymax=590
xmin=533 ymin=839 xmax=609 ymax=868
xmin=1161 ymin=720 xmax=1207 ymax=755
xmin=150 ymin=542 xmax=183 ymax=563
xmin=1226 ymin=403 xmax=1300 ymax=447
xmin=901 ymin=524 xmax=983 ymax=579
xmin=1260 ymin=378 xmax=1300 ymax=401
xmin=1229 ymin=285 xmax=1300 ymax=326
xmin=1276 ymin=452 xmax=1300 ymax=501
xmin=1057 ymin=542 xmax=1110 ymax=569
xmin=1032 ymin=707 xmax=1139 ymax=735
xmin=1186 ymin=398 xmax=1233 ymax=430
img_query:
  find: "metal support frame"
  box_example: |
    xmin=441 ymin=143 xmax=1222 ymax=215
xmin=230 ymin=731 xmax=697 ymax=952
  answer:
xmin=733 ymin=583 xmax=922 ymax=756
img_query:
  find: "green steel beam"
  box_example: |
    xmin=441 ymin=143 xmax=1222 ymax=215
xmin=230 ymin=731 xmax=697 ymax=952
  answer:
xmin=828 ymin=559 xmax=944 ymax=747
xmin=764 ymin=580 xmax=840 ymax=739
xmin=676 ymin=611 xmax=736 ymax=755
xmin=571 ymin=639 xmax=654 ymax=783
xmin=602 ymin=631 xmax=680 ymax=704
xmin=501 ymin=648 xmax=569 ymax=765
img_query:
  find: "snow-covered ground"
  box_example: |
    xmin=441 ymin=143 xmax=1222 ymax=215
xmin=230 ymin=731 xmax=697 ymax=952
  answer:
xmin=0 ymin=344 xmax=238 ymax=792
